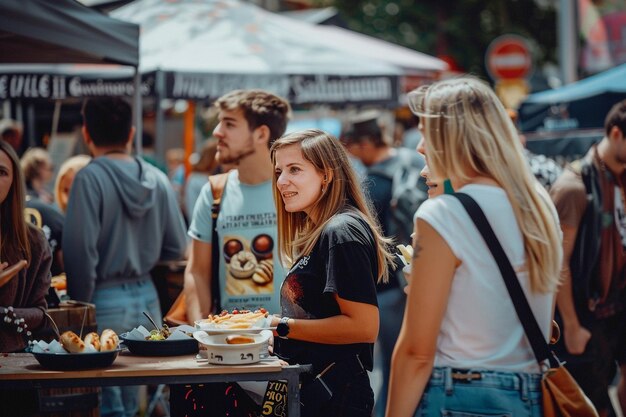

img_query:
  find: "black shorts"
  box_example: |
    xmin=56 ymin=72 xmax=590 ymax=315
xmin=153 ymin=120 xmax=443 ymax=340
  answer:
xmin=556 ymin=312 xmax=626 ymax=412
xmin=306 ymin=371 xmax=374 ymax=417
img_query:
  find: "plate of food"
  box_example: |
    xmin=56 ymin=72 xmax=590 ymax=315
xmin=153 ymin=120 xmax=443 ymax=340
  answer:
xmin=30 ymin=329 xmax=121 ymax=370
xmin=194 ymin=308 xmax=275 ymax=334
xmin=120 ymin=324 xmax=198 ymax=356
xmin=193 ymin=330 xmax=271 ymax=365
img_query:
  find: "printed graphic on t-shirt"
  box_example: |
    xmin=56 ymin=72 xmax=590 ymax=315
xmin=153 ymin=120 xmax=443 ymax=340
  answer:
xmin=217 ymin=209 xmax=283 ymax=313
xmin=222 ymin=233 xmax=275 ymax=296
xmin=614 ymin=187 xmax=626 ymax=248
xmin=281 ymin=272 xmax=309 ymax=319
xmin=280 ymin=252 xmax=327 ymax=320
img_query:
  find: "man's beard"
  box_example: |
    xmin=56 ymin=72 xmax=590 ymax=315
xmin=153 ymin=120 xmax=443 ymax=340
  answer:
xmin=217 ymin=139 xmax=255 ymax=165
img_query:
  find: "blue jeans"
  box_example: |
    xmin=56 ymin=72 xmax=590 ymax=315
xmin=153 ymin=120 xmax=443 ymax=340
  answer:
xmin=375 ymin=287 xmax=406 ymax=417
xmin=415 ymin=367 xmax=543 ymax=417
xmin=93 ymin=279 xmax=162 ymax=417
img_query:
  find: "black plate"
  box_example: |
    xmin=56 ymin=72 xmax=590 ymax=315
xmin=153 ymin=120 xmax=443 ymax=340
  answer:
xmin=120 ymin=332 xmax=199 ymax=356
xmin=32 ymin=349 xmax=120 ymax=370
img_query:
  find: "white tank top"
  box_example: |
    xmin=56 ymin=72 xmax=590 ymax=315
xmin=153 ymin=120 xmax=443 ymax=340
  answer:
xmin=417 ymin=184 xmax=556 ymax=373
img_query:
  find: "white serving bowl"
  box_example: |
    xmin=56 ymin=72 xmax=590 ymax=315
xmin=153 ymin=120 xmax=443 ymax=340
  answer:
xmin=193 ymin=330 xmax=271 ymax=365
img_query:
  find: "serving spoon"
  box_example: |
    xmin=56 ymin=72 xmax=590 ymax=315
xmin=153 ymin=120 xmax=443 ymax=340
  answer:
xmin=143 ymin=311 xmax=161 ymax=332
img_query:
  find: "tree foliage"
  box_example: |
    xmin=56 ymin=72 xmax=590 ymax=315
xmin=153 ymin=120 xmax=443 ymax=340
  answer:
xmin=317 ymin=0 xmax=557 ymax=79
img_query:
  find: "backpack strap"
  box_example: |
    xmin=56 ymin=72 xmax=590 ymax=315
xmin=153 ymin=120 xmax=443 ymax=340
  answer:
xmin=209 ymin=172 xmax=229 ymax=206
xmin=207 ymin=172 xmax=229 ymax=313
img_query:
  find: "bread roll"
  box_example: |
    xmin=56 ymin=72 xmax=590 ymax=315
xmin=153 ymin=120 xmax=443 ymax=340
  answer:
xmin=83 ymin=332 xmax=101 ymax=351
xmin=225 ymin=335 xmax=255 ymax=345
xmin=60 ymin=330 xmax=86 ymax=353
xmin=100 ymin=329 xmax=119 ymax=351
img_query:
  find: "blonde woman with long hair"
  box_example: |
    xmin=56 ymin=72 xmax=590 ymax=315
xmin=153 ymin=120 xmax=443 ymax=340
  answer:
xmin=270 ymin=129 xmax=394 ymax=417
xmin=386 ymin=77 xmax=562 ymax=417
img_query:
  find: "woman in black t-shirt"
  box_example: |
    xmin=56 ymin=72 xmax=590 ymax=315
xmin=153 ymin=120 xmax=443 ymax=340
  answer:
xmin=270 ymin=129 xmax=394 ymax=417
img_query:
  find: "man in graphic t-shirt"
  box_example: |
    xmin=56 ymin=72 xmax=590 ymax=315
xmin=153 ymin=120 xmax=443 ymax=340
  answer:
xmin=185 ymin=89 xmax=291 ymax=320
xmin=176 ymin=90 xmax=291 ymax=417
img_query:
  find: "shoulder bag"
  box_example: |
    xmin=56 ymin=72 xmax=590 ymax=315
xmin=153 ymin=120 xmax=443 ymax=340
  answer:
xmin=452 ymin=192 xmax=598 ymax=417
xmin=164 ymin=173 xmax=229 ymax=325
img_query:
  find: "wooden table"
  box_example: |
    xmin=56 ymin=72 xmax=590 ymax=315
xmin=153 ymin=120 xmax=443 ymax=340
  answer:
xmin=0 ymin=352 xmax=309 ymax=416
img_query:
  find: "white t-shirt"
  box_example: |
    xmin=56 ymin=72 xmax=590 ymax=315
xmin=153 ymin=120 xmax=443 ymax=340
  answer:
xmin=188 ymin=170 xmax=285 ymax=315
xmin=417 ymin=184 xmax=556 ymax=373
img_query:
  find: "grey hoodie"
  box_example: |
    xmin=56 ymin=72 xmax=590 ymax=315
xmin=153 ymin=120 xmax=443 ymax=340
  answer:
xmin=63 ymin=156 xmax=187 ymax=302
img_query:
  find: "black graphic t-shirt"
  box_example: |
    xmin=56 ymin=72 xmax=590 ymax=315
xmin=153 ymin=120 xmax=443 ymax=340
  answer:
xmin=276 ymin=210 xmax=379 ymax=372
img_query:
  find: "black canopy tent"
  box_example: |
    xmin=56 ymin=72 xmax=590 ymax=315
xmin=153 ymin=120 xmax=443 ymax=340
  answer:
xmin=0 ymin=0 xmax=138 ymax=66
xmin=0 ymin=0 xmax=142 ymax=150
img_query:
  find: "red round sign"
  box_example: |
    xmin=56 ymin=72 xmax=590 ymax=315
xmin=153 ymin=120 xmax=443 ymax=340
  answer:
xmin=486 ymin=35 xmax=533 ymax=80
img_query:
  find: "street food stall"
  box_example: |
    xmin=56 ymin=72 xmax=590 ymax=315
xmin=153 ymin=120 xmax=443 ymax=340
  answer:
xmin=0 ymin=354 xmax=309 ymax=417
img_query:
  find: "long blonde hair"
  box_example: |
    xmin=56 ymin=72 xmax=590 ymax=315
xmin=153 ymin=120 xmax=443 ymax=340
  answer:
xmin=270 ymin=129 xmax=394 ymax=283
xmin=408 ymin=77 xmax=561 ymax=293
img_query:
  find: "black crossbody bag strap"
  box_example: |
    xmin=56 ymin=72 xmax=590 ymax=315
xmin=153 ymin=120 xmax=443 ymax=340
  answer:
xmin=452 ymin=192 xmax=558 ymax=368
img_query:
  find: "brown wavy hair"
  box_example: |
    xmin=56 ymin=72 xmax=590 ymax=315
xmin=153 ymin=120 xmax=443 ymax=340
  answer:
xmin=270 ymin=129 xmax=394 ymax=283
xmin=214 ymin=89 xmax=291 ymax=146
xmin=0 ymin=140 xmax=30 ymax=263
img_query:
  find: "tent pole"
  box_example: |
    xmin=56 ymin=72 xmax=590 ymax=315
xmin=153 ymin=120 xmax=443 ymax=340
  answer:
xmin=133 ymin=67 xmax=143 ymax=156
xmin=155 ymin=70 xmax=165 ymax=164
xmin=26 ymin=102 xmax=35 ymax=148
xmin=51 ymin=100 xmax=62 ymax=140
xmin=558 ymin=0 xmax=577 ymax=84
xmin=2 ymin=101 xmax=10 ymax=119
xmin=183 ymin=100 xmax=195 ymax=178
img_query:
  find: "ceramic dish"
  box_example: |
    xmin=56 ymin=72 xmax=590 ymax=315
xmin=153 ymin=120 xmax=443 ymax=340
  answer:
xmin=193 ymin=330 xmax=271 ymax=365
xmin=193 ymin=321 xmax=276 ymax=334
xmin=32 ymin=348 xmax=121 ymax=370
xmin=119 ymin=332 xmax=198 ymax=356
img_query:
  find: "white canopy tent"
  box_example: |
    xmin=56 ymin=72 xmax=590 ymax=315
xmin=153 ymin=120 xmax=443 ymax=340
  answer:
xmin=111 ymin=0 xmax=446 ymax=105
xmin=110 ymin=0 xmax=447 ymax=161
